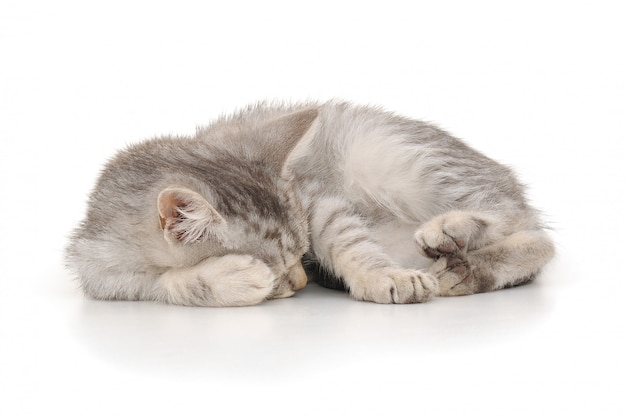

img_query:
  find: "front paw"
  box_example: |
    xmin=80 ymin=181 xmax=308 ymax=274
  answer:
xmin=162 ymin=255 xmax=275 ymax=307
xmin=203 ymin=255 xmax=275 ymax=306
xmin=349 ymin=269 xmax=439 ymax=304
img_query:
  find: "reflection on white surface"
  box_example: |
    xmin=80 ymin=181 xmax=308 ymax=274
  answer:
xmin=70 ymin=281 xmax=553 ymax=379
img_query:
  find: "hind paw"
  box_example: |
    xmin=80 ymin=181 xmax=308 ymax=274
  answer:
xmin=428 ymin=256 xmax=476 ymax=296
xmin=414 ymin=212 xmax=484 ymax=259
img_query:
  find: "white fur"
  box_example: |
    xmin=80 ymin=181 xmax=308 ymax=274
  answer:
xmin=370 ymin=221 xmax=431 ymax=270
xmin=157 ymin=255 xmax=275 ymax=306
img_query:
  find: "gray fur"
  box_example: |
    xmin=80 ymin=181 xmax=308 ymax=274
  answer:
xmin=66 ymin=100 xmax=555 ymax=306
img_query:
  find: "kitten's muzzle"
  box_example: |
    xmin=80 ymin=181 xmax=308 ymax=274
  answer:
xmin=287 ymin=263 xmax=308 ymax=291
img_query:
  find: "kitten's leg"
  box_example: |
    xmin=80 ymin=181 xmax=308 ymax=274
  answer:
xmin=414 ymin=211 xmax=555 ymax=296
xmin=310 ymin=198 xmax=439 ymax=304
xmin=154 ymin=254 xmax=275 ymax=306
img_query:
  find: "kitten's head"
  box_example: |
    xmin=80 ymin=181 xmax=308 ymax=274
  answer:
xmin=155 ymin=184 xmax=308 ymax=300
xmin=152 ymin=108 xmax=318 ymax=300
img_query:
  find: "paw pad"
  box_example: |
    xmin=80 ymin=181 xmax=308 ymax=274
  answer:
xmin=418 ymin=236 xmax=467 ymax=259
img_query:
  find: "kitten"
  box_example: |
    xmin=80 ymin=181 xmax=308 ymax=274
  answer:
xmin=65 ymin=101 xmax=555 ymax=306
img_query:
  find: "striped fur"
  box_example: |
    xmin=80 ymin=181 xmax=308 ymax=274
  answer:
xmin=66 ymin=101 xmax=554 ymax=305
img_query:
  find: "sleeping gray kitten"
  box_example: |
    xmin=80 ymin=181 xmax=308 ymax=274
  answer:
xmin=66 ymin=101 xmax=555 ymax=306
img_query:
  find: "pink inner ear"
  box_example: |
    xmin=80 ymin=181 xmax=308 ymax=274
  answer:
xmin=157 ymin=187 xmax=224 ymax=244
xmin=158 ymin=191 xmax=185 ymax=230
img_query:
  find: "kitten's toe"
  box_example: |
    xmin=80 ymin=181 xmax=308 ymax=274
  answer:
xmin=349 ymin=269 xmax=438 ymax=304
xmin=414 ymin=212 xmax=480 ymax=259
xmin=416 ymin=230 xmax=467 ymax=259
xmin=446 ymin=256 xmax=468 ymax=275
xmin=428 ymin=256 xmax=475 ymax=296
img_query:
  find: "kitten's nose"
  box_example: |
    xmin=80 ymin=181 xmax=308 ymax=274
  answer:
xmin=287 ymin=263 xmax=308 ymax=291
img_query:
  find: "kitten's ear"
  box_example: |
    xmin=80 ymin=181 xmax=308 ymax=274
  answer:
xmin=157 ymin=187 xmax=226 ymax=245
xmin=260 ymin=107 xmax=319 ymax=172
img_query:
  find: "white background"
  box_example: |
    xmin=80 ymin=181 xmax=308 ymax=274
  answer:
xmin=1 ymin=1 xmax=625 ymax=415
